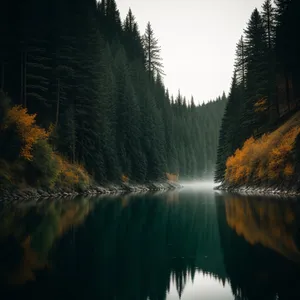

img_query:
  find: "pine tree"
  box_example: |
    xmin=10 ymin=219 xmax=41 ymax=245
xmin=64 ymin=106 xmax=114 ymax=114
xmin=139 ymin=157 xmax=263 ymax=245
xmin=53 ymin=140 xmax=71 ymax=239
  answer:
xmin=214 ymin=0 xmax=300 ymax=184
xmin=275 ymin=0 xmax=300 ymax=110
xmin=274 ymin=0 xmax=293 ymax=112
xmin=0 ymin=0 xmax=227 ymax=184
xmin=98 ymin=44 xmax=120 ymax=181
xmin=262 ymin=0 xmax=276 ymax=50
xmin=262 ymin=0 xmax=278 ymax=121
xmin=0 ymin=1 xmax=10 ymax=91
xmin=215 ymin=71 xmax=242 ymax=182
xmin=274 ymin=0 xmax=291 ymax=22
xmin=143 ymin=22 xmax=165 ymax=78
xmin=100 ymin=0 xmax=122 ymax=42
xmin=114 ymin=48 xmax=146 ymax=181
xmin=235 ymin=36 xmax=246 ymax=88
xmin=123 ymin=9 xmax=145 ymax=62
xmin=241 ymin=9 xmax=268 ymax=139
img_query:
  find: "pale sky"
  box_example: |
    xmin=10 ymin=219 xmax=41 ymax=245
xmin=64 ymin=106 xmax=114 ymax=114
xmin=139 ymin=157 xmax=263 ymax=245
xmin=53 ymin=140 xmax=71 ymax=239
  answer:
xmin=167 ymin=271 xmax=233 ymax=300
xmin=117 ymin=0 xmax=265 ymax=103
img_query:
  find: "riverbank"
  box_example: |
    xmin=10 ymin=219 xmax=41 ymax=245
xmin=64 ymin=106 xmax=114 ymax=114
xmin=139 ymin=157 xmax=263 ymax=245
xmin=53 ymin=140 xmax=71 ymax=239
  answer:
xmin=214 ymin=182 xmax=300 ymax=197
xmin=0 ymin=181 xmax=182 ymax=203
xmin=215 ymin=111 xmax=300 ymax=198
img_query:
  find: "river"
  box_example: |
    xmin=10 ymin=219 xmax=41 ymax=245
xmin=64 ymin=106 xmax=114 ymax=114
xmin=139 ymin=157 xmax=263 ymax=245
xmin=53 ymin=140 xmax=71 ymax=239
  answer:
xmin=1 ymin=184 xmax=300 ymax=300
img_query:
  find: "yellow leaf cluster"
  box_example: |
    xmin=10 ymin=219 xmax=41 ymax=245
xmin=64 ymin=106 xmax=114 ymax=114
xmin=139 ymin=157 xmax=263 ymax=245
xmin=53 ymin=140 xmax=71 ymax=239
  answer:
xmin=166 ymin=173 xmax=179 ymax=182
xmin=254 ymin=97 xmax=268 ymax=113
xmin=4 ymin=106 xmax=49 ymax=160
xmin=121 ymin=174 xmax=129 ymax=183
xmin=225 ymin=137 xmax=256 ymax=184
xmin=54 ymin=154 xmax=90 ymax=187
xmin=225 ymin=121 xmax=300 ymax=184
xmin=284 ymin=163 xmax=294 ymax=177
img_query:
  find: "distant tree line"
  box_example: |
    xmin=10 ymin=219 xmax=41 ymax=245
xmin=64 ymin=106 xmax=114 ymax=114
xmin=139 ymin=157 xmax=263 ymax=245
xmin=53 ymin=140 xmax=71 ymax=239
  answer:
xmin=0 ymin=0 xmax=226 ymax=184
xmin=215 ymin=0 xmax=300 ymax=183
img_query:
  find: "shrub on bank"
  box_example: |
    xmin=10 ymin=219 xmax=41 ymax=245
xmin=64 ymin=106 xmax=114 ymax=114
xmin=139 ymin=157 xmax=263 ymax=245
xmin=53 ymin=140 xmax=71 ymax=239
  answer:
xmin=225 ymin=112 xmax=300 ymax=185
xmin=28 ymin=140 xmax=61 ymax=188
xmin=0 ymin=103 xmax=91 ymax=191
xmin=166 ymin=173 xmax=179 ymax=182
xmin=55 ymin=155 xmax=90 ymax=191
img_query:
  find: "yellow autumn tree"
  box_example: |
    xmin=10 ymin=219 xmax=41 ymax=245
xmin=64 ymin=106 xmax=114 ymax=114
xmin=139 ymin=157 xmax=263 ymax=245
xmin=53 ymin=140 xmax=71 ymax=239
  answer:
xmin=54 ymin=154 xmax=90 ymax=188
xmin=121 ymin=174 xmax=129 ymax=183
xmin=225 ymin=115 xmax=300 ymax=185
xmin=4 ymin=106 xmax=49 ymax=160
xmin=166 ymin=173 xmax=179 ymax=182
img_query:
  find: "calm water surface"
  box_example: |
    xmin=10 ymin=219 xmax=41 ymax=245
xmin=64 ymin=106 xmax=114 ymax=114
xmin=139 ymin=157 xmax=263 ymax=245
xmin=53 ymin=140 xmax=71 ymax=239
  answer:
xmin=1 ymin=185 xmax=300 ymax=300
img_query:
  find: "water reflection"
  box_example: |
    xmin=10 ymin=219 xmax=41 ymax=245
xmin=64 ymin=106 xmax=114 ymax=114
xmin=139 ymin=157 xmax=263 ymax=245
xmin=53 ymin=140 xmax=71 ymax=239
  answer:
xmin=0 ymin=190 xmax=300 ymax=300
xmin=218 ymin=193 xmax=300 ymax=300
xmin=223 ymin=194 xmax=300 ymax=262
xmin=167 ymin=271 xmax=233 ymax=300
xmin=0 ymin=197 xmax=94 ymax=285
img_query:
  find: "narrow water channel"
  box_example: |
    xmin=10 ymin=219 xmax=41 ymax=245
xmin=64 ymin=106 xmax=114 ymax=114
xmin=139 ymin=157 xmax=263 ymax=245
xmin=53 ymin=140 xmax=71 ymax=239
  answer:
xmin=1 ymin=187 xmax=300 ymax=300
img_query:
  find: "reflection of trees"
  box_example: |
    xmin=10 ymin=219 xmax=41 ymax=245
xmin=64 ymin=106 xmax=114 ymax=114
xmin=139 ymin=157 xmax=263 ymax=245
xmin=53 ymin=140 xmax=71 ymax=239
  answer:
xmin=1 ymin=192 xmax=227 ymax=300
xmin=217 ymin=193 xmax=300 ymax=300
xmin=0 ymin=197 xmax=93 ymax=285
xmin=224 ymin=195 xmax=300 ymax=262
xmin=59 ymin=192 xmax=227 ymax=300
xmin=4 ymin=192 xmax=300 ymax=300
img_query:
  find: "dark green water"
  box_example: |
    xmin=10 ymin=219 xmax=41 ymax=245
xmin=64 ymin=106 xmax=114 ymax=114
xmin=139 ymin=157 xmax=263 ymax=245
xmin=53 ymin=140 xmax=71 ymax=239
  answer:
xmin=1 ymin=186 xmax=300 ymax=300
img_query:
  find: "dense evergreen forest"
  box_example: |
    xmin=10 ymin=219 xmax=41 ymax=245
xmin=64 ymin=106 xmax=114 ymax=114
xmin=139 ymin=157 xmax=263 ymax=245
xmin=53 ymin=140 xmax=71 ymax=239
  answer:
xmin=0 ymin=0 xmax=226 ymax=189
xmin=215 ymin=0 xmax=300 ymax=187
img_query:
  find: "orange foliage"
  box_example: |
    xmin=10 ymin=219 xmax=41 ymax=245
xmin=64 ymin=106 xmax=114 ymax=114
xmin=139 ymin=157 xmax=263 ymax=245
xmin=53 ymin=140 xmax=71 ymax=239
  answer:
xmin=4 ymin=106 xmax=49 ymax=160
xmin=284 ymin=163 xmax=294 ymax=177
xmin=166 ymin=172 xmax=179 ymax=182
xmin=2 ymin=199 xmax=92 ymax=285
xmin=254 ymin=97 xmax=268 ymax=113
xmin=55 ymin=154 xmax=90 ymax=187
xmin=56 ymin=200 xmax=92 ymax=236
xmin=224 ymin=196 xmax=300 ymax=262
xmin=225 ymin=112 xmax=300 ymax=184
xmin=121 ymin=174 xmax=129 ymax=183
xmin=7 ymin=236 xmax=49 ymax=285
xmin=0 ymin=106 xmax=91 ymax=189
xmin=226 ymin=137 xmax=256 ymax=184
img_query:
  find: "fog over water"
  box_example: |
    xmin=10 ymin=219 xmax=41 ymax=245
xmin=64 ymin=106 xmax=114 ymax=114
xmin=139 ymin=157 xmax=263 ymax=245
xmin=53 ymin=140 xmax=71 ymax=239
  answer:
xmin=180 ymin=180 xmax=217 ymax=191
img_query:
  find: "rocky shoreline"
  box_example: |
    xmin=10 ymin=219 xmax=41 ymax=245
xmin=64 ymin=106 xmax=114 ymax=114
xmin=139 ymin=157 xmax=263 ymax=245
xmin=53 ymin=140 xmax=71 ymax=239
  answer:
xmin=214 ymin=182 xmax=300 ymax=197
xmin=0 ymin=181 xmax=182 ymax=204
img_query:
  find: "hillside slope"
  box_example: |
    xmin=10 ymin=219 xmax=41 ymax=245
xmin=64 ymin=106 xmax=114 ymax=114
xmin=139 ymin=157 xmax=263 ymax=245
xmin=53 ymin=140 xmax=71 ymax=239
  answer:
xmin=222 ymin=111 xmax=300 ymax=193
xmin=215 ymin=0 xmax=300 ymax=190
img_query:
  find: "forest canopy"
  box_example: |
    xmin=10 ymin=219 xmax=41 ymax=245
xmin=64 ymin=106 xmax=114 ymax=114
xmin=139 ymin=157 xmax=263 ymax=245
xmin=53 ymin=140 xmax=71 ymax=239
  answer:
xmin=0 ymin=0 xmax=226 ymax=188
xmin=215 ymin=0 xmax=300 ymax=186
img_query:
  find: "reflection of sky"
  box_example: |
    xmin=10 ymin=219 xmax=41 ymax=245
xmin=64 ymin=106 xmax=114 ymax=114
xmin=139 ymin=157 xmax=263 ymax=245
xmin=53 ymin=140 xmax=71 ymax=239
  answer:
xmin=167 ymin=271 xmax=234 ymax=300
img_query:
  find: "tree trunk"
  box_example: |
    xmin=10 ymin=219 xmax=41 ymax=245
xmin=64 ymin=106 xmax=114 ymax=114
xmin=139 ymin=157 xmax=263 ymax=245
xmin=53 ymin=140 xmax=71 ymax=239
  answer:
xmin=24 ymin=50 xmax=27 ymax=108
xmin=20 ymin=51 xmax=24 ymax=105
xmin=285 ymin=69 xmax=290 ymax=112
xmin=55 ymin=77 xmax=60 ymax=126
xmin=0 ymin=65 xmax=3 ymax=91
xmin=267 ymin=6 xmax=271 ymax=50
xmin=72 ymin=135 xmax=76 ymax=163
xmin=242 ymin=40 xmax=245 ymax=88
xmin=275 ymin=84 xmax=280 ymax=117
xmin=148 ymin=35 xmax=151 ymax=78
